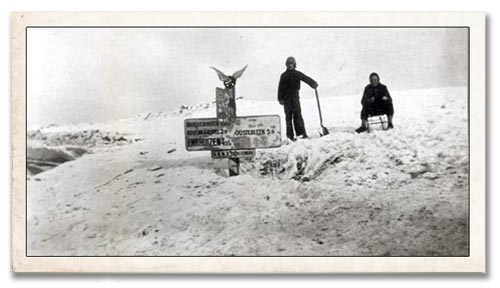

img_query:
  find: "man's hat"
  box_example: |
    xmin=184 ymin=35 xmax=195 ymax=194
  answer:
xmin=286 ymin=56 xmax=296 ymax=66
xmin=369 ymin=72 xmax=380 ymax=80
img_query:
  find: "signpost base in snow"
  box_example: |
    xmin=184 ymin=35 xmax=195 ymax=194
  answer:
xmin=184 ymin=77 xmax=281 ymax=177
xmin=228 ymin=157 xmax=240 ymax=176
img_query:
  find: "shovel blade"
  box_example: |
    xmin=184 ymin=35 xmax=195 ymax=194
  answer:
xmin=319 ymin=126 xmax=329 ymax=136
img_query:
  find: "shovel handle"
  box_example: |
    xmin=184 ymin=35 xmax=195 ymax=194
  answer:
xmin=314 ymin=88 xmax=324 ymax=126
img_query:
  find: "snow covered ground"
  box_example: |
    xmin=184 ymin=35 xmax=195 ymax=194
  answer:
xmin=27 ymin=86 xmax=469 ymax=256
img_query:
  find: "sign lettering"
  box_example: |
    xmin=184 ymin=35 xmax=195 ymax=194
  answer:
xmin=184 ymin=115 xmax=281 ymax=151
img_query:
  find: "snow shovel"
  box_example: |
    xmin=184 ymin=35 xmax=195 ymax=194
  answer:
xmin=314 ymin=88 xmax=329 ymax=136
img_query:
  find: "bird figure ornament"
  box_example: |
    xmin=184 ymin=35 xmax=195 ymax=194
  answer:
xmin=210 ymin=65 xmax=248 ymax=89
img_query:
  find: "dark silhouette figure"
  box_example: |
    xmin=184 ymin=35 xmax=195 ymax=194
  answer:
xmin=278 ymin=57 xmax=318 ymax=140
xmin=356 ymin=72 xmax=394 ymax=133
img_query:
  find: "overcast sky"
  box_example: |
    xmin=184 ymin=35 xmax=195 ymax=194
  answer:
xmin=27 ymin=27 xmax=468 ymax=127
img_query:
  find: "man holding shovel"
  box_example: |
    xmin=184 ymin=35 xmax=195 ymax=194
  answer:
xmin=277 ymin=56 xmax=318 ymax=141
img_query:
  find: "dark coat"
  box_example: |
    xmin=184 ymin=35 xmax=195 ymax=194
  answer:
xmin=277 ymin=69 xmax=317 ymax=139
xmin=278 ymin=69 xmax=318 ymax=103
xmin=361 ymin=83 xmax=392 ymax=107
xmin=360 ymin=83 xmax=394 ymax=119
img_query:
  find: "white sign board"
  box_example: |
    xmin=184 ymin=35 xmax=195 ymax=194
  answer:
xmin=184 ymin=115 xmax=281 ymax=151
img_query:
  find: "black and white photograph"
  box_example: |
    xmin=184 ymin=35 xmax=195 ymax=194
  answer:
xmin=11 ymin=11 xmax=486 ymax=273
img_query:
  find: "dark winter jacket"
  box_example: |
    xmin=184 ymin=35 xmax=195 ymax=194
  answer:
xmin=361 ymin=83 xmax=392 ymax=107
xmin=278 ymin=69 xmax=318 ymax=102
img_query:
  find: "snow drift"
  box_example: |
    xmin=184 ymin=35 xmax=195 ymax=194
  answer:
xmin=27 ymin=86 xmax=469 ymax=256
xmin=27 ymin=145 xmax=87 ymax=175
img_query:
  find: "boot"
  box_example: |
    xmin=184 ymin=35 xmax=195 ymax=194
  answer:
xmin=356 ymin=120 xmax=369 ymax=133
xmin=355 ymin=126 xmax=368 ymax=133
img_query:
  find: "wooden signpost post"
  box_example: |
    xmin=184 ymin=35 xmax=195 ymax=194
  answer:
xmin=184 ymin=85 xmax=281 ymax=176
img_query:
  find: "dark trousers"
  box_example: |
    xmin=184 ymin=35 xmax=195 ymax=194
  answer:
xmin=284 ymin=94 xmax=306 ymax=139
xmin=361 ymin=100 xmax=394 ymax=120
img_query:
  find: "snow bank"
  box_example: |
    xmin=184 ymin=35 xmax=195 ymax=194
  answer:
xmin=27 ymin=124 xmax=139 ymax=175
xmin=28 ymin=128 xmax=135 ymax=148
xmin=27 ymin=86 xmax=469 ymax=256
xmin=27 ymin=145 xmax=88 ymax=175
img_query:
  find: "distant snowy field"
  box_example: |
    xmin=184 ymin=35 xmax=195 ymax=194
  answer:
xmin=27 ymin=86 xmax=469 ymax=256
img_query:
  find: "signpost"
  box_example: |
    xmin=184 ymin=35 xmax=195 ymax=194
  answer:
xmin=184 ymin=74 xmax=281 ymax=176
xmin=216 ymin=87 xmax=235 ymax=121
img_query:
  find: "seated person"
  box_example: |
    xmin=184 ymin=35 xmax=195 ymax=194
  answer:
xmin=355 ymin=72 xmax=394 ymax=133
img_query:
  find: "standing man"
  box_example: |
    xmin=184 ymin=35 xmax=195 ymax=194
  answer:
xmin=278 ymin=56 xmax=318 ymax=141
xmin=355 ymin=72 xmax=394 ymax=133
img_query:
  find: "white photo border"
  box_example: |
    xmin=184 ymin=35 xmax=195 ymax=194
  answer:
xmin=11 ymin=12 xmax=485 ymax=273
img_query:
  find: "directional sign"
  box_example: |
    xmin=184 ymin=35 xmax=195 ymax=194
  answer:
xmin=184 ymin=115 xmax=281 ymax=151
xmin=211 ymin=149 xmax=256 ymax=159
xmin=185 ymin=70 xmax=282 ymax=177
